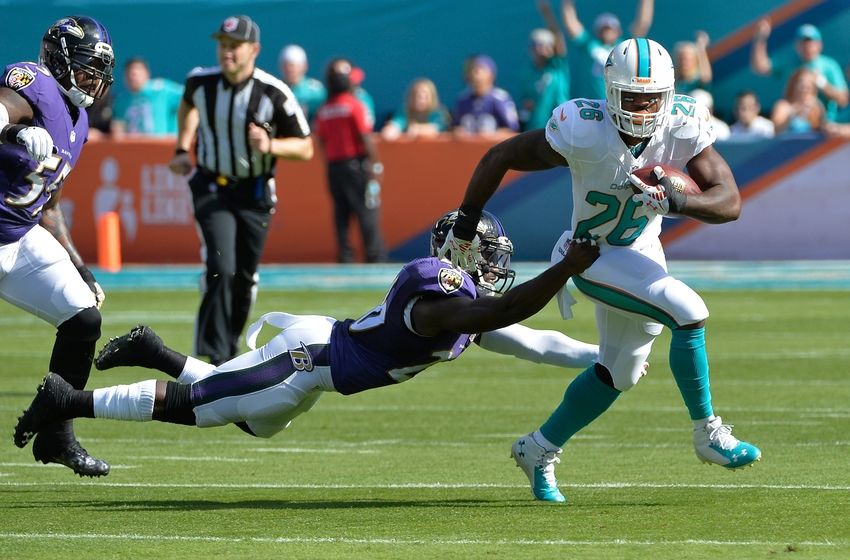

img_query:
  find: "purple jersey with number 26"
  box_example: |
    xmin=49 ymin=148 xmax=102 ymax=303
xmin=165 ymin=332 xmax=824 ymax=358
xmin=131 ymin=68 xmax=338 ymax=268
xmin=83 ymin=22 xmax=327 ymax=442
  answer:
xmin=0 ymin=61 xmax=87 ymax=243
xmin=330 ymin=257 xmax=478 ymax=395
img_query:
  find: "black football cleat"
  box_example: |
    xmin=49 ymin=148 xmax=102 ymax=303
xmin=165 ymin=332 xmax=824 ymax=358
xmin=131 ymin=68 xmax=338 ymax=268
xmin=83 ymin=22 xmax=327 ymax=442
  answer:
xmin=32 ymin=435 xmax=110 ymax=478
xmin=95 ymin=325 xmax=163 ymax=371
xmin=14 ymin=373 xmax=72 ymax=448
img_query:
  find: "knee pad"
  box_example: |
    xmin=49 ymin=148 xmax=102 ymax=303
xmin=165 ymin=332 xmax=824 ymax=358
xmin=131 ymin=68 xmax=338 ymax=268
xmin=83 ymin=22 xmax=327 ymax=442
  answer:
xmin=57 ymin=307 xmax=102 ymax=342
xmin=607 ymin=363 xmax=646 ymax=392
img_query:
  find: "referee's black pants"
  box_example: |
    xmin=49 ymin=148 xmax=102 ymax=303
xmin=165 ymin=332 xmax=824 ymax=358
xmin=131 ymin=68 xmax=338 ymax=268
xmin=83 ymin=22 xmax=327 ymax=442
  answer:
xmin=327 ymin=157 xmax=385 ymax=263
xmin=189 ymin=174 xmax=273 ymax=364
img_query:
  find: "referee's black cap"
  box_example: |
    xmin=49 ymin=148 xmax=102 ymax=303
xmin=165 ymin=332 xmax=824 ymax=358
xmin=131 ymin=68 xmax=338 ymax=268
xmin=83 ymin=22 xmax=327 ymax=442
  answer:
xmin=212 ymin=15 xmax=260 ymax=43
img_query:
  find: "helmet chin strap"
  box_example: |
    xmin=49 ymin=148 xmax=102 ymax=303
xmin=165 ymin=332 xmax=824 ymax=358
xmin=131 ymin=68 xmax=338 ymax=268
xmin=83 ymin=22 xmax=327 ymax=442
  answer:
xmin=62 ymin=74 xmax=95 ymax=108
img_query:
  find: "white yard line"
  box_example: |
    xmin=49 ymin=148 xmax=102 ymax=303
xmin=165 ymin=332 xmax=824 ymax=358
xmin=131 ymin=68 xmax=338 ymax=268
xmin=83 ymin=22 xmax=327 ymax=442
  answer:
xmin=0 ymin=480 xmax=849 ymax=491
xmin=0 ymin=532 xmax=845 ymax=547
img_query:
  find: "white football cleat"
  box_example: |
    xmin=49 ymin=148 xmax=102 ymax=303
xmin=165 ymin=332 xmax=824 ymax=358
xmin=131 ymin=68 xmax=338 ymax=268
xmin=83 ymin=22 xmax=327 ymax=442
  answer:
xmin=693 ymin=416 xmax=761 ymax=469
xmin=510 ymin=433 xmax=566 ymax=502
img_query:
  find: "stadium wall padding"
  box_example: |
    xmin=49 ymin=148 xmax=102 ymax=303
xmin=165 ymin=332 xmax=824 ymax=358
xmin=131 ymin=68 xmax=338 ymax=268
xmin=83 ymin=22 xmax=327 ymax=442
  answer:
xmin=60 ymin=135 xmax=850 ymax=263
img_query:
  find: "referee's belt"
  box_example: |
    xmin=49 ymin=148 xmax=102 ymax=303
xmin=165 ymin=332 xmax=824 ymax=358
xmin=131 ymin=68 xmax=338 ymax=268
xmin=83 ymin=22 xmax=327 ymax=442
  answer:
xmin=200 ymin=169 xmax=265 ymax=188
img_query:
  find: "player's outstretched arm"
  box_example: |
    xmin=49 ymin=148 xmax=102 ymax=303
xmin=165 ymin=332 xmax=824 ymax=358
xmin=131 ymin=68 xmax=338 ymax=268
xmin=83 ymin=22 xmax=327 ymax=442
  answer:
xmin=462 ymin=129 xmax=567 ymax=211
xmin=477 ymin=323 xmax=599 ymax=369
xmin=415 ymin=239 xmax=598 ymax=336
xmin=443 ymin=130 xmax=568 ymax=270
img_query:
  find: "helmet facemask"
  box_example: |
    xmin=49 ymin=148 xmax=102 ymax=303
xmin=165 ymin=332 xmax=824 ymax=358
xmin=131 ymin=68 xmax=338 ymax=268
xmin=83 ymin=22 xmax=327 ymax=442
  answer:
xmin=40 ymin=17 xmax=115 ymax=108
xmin=475 ymin=235 xmax=516 ymax=296
xmin=604 ymin=38 xmax=675 ymax=138
xmin=429 ymin=209 xmax=516 ymax=296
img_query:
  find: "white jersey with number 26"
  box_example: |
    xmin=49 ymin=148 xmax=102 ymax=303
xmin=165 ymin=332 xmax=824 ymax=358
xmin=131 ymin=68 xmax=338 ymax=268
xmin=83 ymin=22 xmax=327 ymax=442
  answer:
xmin=544 ymin=95 xmax=715 ymax=250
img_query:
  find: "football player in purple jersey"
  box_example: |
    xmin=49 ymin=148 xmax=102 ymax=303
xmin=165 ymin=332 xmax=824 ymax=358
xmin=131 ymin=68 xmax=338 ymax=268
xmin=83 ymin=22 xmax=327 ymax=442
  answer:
xmin=1 ymin=16 xmax=115 ymax=477
xmin=15 ymin=210 xmax=601 ymax=450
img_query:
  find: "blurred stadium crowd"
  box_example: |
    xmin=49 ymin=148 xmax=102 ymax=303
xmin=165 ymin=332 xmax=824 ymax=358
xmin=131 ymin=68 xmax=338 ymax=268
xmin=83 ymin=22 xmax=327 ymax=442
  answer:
xmin=89 ymin=0 xmax=850 ymax=144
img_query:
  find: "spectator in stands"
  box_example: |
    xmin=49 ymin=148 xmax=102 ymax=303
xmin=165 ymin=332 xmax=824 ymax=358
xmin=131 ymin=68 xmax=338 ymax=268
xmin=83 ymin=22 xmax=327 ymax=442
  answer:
xmin=278 ymin=44 xmax=326 ymax=122
xmin=674 ymin=31 xmax=713 ymax=95
xmin=751 ymin=20 xmax=848 ymax=122
xmin=823 ymin=120 xmax=850 ymax=138
xmin=771 ymin=68 xmax=825 ymax=135
xmin=350 ymin=66 xmax=376 ymax=129
xmin=111 ymin=57 xmax=183 ymax=138
xmin=689 ymin=89 xmax=730 ymax=141
xmin=729 ymin=90 xmax=775 ymax=141
xmin=519 ymin=1 xmax=570 ymax=131
xmin=453 ymin=54 xmax=519 ymax=140
xmin=560 ymin=0 xmax=654 ymax=99
xmin=314 ymin=58 xmax=386 ymax=263
xmin=381 ymin=78 xmax=450 ymax=141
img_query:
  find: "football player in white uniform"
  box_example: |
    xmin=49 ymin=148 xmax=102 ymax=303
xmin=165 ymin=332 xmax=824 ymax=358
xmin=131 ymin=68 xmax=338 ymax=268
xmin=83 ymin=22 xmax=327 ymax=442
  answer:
xmin=441 ymin=38 xmax=760 ymax=503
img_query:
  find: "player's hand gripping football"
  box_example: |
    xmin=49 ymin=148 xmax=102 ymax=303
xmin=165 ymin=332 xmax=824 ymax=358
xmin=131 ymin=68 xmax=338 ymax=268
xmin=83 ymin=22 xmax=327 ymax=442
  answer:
xmin=437 ymin=209 xmax=484 ymax=273
xmin=629 ymin=165 xmax=687 ymax=216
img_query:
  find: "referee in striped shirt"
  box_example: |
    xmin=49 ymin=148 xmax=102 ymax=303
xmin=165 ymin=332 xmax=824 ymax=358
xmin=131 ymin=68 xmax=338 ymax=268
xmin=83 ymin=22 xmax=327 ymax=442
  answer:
xmin=169 ymin=15 xmax=313 ymax=365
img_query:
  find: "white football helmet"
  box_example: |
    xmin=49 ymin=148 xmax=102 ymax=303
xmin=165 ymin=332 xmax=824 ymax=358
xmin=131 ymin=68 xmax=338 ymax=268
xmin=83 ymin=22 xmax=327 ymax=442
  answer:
xmin=604 ymin=38 xmax=675 ymax=138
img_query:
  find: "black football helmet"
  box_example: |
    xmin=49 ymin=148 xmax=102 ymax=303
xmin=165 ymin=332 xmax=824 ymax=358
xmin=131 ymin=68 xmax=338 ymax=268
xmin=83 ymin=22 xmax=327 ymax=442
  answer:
xmin=39 ymin=16 xmax=115 ymax=108
xmin=430 ymin=209 xmax=516 ymax=296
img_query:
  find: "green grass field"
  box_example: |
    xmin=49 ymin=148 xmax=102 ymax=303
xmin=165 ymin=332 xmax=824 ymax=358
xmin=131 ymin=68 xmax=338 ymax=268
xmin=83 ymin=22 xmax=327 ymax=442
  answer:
xmin=1 ymin=288 xmax=848 ymax=559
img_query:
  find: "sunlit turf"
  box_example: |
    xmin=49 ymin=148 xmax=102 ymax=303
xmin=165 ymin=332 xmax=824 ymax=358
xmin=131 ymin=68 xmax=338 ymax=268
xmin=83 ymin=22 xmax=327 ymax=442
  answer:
xmin=1 ymin=288 xmax=848 ymax=559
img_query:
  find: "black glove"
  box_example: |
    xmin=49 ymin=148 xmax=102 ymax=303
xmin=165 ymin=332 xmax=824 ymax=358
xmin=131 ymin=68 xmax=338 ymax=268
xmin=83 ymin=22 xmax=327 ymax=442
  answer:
xmin=77 ymin=264 xmax=105 ymax=309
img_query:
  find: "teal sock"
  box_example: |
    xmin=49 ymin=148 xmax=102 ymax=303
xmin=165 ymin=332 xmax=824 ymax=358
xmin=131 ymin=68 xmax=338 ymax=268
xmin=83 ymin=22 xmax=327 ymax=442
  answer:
xmin=670 ymin=327 xmax=713 ymax=420
xmin=539 ymin=365 xmax=620 ymax=447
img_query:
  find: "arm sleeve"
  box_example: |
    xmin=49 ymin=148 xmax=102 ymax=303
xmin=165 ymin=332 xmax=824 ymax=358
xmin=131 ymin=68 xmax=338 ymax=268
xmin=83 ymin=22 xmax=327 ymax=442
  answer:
xmin=478 ymin=323 xmax=598 ymax=369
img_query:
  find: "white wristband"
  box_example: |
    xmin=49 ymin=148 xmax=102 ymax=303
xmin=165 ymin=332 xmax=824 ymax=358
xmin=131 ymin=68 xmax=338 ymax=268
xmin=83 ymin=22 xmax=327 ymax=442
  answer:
xmin=0 ymin=103 xmax=9 ymax=129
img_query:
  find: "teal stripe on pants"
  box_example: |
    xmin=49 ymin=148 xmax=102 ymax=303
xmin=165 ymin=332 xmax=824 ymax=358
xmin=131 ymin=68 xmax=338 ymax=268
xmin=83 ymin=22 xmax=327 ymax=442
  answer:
xmin=573 ymin=275 xmax=677 ymax=328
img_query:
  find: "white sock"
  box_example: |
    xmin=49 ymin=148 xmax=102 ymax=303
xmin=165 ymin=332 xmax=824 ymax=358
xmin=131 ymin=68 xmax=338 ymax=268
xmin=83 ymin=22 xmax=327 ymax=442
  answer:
xmin=693 ymin=415 xmax=716 ymax=430
xmin=177 ymin=355 xmax=216 ymax=384
xmin=532 ymin=430 xmax=561 ymax=452
xmin=92 ymin=380 xmax=157 ymax=421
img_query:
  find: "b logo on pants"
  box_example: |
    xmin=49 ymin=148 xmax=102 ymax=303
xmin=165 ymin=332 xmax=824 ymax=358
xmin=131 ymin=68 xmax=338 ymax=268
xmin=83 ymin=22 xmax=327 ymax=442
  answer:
xmin=290 ymin=342 xmax=314 ymax=372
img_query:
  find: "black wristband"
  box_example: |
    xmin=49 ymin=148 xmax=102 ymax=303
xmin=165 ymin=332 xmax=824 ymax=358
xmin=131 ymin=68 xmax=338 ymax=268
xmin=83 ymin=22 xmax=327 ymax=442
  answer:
xmin=1 ymin=124 xmax=26 ymax=145
xmin=76 ymin=264 xmax=96 ymax=285
xmin=454 ymin=204 xmax=482 ymax=241
xmin=175 ymin=148 xmax=189 ymax=156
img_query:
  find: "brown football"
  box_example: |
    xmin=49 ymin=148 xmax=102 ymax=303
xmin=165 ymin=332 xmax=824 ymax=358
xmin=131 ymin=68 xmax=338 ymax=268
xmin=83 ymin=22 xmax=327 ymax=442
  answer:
xmin=630 ymin=164 xmax=701 ymax=196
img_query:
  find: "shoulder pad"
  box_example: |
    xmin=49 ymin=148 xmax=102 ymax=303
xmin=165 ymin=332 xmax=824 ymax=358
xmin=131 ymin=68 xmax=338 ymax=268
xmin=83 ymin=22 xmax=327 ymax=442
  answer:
xmin=4 ymin=63 xmax=43 ymax=92
xmin=546 ymin=99 xmax=607 ymax=153
xmin=667 ymin=96 xmax=713 ymax=141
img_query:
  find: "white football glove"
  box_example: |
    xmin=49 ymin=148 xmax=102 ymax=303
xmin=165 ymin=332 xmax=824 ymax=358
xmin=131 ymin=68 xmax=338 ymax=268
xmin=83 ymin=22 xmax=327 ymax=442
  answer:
xmin=436 ymin=229 xmax=483 ymax=274
xmin=629 ymin=166 xmax=686 ymax=216
xmin=16 ymin=126 xmax=54 ymax=163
